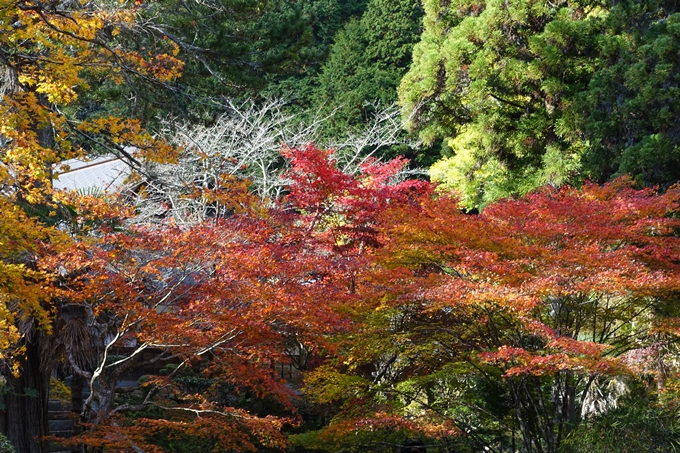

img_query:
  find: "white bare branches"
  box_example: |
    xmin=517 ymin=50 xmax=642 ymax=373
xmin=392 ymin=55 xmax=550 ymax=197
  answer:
xmin=330 ymin=102 xmax=418 ymax=174
xmin=129 ymin=99 xmax=419 ymax=225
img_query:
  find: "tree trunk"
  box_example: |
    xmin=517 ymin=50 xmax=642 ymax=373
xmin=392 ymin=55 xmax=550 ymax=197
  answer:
xmin=2 ymin=337 xmax=49 ymax=453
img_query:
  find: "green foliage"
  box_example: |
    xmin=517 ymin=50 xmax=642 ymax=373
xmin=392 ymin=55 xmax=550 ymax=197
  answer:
xmin=578 ymin=8 xmax=680 ymax=188
xmin=402 ymin=0 xmax=680 ymax=209
xmin=400 ymin=0 xmax=600 ymax=208
xmin=163 ymin=0 xmax=312 ymax=94
xmin=314 ymin=0 xmax=424 ymax=133
xmin=253 ymin=0 xmax=440 ymax=168
xmin=75 ymin=0 xmax=326 ymax=124
xmin=561 ymin=392 xmax=680 ymax=453
xmin=260 ymin=0 xmax=370 ymax=107
xmin=295 ymin=0 xmax=442 ymax=165
xmin=303 ymin=365 xmax=371 ymax=405
xmin=0 ymin=433 xmax=15 ymax=453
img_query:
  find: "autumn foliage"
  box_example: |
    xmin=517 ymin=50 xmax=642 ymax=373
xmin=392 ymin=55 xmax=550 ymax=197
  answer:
xmin=0 ymin=0 xmax=676 ymax=451
xmin=1 ymin=0 xmax=181 ymax=201
xmin=33 ymin=146 xmax=423 ymax=451
xmin=2 ymin=113 xmax=680 ymax=453
xmin=0 ymin=0 xmax=186 ymax=375
xmin=300 ymin=178 xmax=680 ymax=452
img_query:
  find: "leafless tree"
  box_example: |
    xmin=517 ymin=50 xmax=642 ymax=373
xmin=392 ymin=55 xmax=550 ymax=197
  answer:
xmin=128 ymin=99 xmax=420 ymax=225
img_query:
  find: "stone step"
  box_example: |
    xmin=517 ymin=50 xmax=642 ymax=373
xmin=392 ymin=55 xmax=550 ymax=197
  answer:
xmin=48 ymin=398 xmax=76 ymax=450
xmin=48 ymin=400 xmax=70 ymax=412
xmin=48 ymin=411 xmax=76 ymax=420
xmin=49 ymin=420 xmax=74 ymax=432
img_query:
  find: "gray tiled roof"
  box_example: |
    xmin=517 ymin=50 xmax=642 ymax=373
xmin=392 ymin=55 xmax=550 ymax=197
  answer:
xmin=53 ymin=155 xmax=130 ymax=192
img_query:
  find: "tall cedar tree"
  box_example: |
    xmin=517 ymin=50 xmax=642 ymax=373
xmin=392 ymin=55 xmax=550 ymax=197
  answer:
xmin=400 ymin=0 xmax=680 ymax=209
xmin=314 ymin=0 xmax=423 ymax=135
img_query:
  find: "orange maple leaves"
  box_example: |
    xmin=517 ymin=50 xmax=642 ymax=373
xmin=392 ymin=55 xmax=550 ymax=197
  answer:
xmin=302 ymin=177 xmax=680 ymax=448
xmin=19 ymin=140 xmax=680 ymax=451
xmin=38 ymin=146 xmax=423 ymax=451
xmin=378 ymin=179 xmax=680 ymax=367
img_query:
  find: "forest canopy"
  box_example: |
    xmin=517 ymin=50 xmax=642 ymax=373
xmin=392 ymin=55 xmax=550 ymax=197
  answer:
xmin=0 ymin=0 xmax=679 ymax=452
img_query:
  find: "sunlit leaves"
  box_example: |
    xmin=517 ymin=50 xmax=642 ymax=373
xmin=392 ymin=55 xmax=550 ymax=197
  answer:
xmin=306 ymin=177 xmax=680 ymax=450
xmin=0 ymin=197 xmax=67 ymax=361
xmin=0 ymin=0 xmax=187 ymax=374
xmin=0 ymin=0 xmax=183 ymax=202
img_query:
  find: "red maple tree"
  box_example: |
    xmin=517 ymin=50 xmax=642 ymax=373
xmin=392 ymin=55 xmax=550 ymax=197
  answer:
xmin=41 ymin=145 xmax=420 ymax=451
xmin=302 ymin=178 xmax=680 ymax=453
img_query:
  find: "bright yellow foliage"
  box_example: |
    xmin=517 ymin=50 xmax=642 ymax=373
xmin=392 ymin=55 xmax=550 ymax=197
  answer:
xmin=0 ymin=197 xmax=64 ymax=363
xmin=0 ymin=0 xmax=183 ymax=361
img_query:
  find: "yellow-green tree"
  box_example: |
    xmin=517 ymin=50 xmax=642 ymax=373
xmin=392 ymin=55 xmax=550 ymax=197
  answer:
xmin=400 ymin=0 xmax=680 ymax=210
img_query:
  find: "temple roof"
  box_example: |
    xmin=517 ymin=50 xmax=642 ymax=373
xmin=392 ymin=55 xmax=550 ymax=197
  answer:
xmin=53 ymin=155 xmax=130 ymax=193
